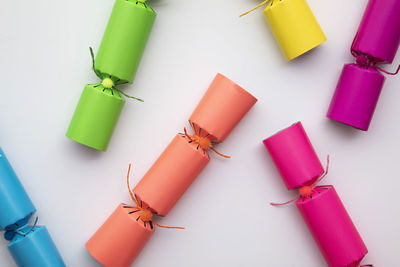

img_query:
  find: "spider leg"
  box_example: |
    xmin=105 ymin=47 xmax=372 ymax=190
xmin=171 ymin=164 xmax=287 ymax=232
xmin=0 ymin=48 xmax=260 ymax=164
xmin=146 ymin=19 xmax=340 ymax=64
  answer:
xmin=316 ymin=186 xmax=331 ymax=189
xmin=149 ymin=221 xmax=153 ymax=230
xmin=136 ymin=216 xmax=141 ymax=222
xmin=129 ymin=210 xmax=140 ymax=214
xmin=183 ymin=128 xmax=194 ymax=142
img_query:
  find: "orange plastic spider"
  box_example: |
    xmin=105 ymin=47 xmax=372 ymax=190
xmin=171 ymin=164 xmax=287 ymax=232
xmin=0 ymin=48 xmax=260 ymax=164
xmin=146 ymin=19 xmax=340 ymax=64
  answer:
xmin=183 ymin=122 xmax=230 ymax=158
xmin=124 ymin=164 xmax=184 ymax=230
xmin=271 ymin=156 xmax=330 ymax=206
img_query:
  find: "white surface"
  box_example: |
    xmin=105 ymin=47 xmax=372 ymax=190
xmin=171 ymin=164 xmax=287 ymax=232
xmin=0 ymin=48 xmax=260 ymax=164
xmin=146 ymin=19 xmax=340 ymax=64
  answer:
xmin=0 ymin=0 xmax=399 ymax=266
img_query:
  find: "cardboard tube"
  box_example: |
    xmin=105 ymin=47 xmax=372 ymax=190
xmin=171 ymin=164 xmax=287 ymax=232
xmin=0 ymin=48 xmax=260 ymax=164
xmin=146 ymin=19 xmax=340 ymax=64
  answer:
xmin=8 ymin=226 xmax=65 ymax=267
xmin=0 ymin=148 xmax=65 ymax=266
xmin=0 ymin=147 xmax=36 ymax=230
xmin=352 ymin=0 xmax=400 ymax=63
xmin=263 ymin=0 xmax=326 ymax=61
xmin=263 ymin=122 xmax=324 ymax=190
xmin=327 ymin=0 xmax=400 ymax=132
xmin=189 ymin=73 xmax=257 ymax=142
xmin=86 ymin=204 xmax=154 ymax=267
xmin=95 ymin=0 xmax=156 ymax=83
xmin=297 ymin=186 xmax=368 ymax=267
xmin=87 ymin=73 xmax=256 ymax=265
xmin=66 ymin=84 xmax=125 ymax=151
xmin=134 ymin=135 xmax=210 ymax=216
xmin=327 ymin=64 xmax=385 ymax=131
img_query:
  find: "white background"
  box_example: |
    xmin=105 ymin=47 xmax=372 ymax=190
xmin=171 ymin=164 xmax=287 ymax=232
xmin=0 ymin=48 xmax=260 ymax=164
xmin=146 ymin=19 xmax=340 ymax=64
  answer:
xmin=0 ymin=0 xmax=399 ymax=266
